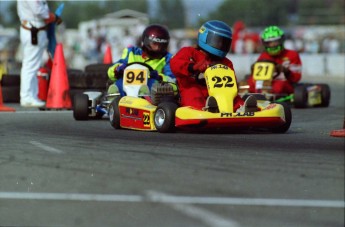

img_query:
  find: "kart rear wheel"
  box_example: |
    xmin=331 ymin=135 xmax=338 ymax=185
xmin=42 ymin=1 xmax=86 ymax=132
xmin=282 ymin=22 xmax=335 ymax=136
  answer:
xmin=109 ymin=96 xmax=121 ymax=129
xmin=319 ymin=83 xmax=331 ymax=107
xmin=154 ymin=102 xmax=178 ymax=133
xmin=242 ymin=93 xmax=267 ymax=101
xmin=271 ymin=102 xmax=292 ymax=133
xmin=294 ymin=84 xmax=308 ymax=108
xmin=73 ymin=93 xmax=89 ymax=120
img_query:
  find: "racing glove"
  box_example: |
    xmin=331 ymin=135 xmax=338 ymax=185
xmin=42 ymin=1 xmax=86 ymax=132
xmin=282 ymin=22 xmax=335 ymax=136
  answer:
xmin=115 ymin=63 xmax=127 ymax=78
xmin=192 ymin=59 xmax=209 ymax=73
xmin=276 ymin=64 xmax=291 ymax=78
xmin=150 ymin=70 xmax=163 ymax=82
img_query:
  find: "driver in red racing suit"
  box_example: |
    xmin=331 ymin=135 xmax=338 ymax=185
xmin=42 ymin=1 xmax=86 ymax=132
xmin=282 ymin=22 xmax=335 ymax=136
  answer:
xmin=247 ymin=26 xmax=302 ymax=94
xmin=170 ymin=20 xmax=256 ymax=112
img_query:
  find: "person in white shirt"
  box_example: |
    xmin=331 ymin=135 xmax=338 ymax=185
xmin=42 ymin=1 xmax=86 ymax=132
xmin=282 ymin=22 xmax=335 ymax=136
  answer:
xmin=17 ymin=0 xmax=60 ymax=107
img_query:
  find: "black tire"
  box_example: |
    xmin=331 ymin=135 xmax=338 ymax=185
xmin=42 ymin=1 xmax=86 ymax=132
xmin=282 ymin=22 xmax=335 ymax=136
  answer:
xmin=319 ymin=83 xmax=331 ymax=107
xmin=109 ymin=96 xmax=121 ymax=129
xmin=154 ymin=102 xmax=178 ymax=133
xmin=1 ymin=86 xmax=19 ymax=103
xmin=1 ymin=74 xmax=20 ymax=86
xmin=73 ymin=93 xmax=89 ymax=120
xmin=68 ymin=72 xmax=88 ymax=89
xmin=84 ymin=72 xmax=108 ymax=89
xmin=242 ymin=93 xmax=267 ymax=101
xmin=84 ymin=63 xmax=112 ymax=73
xmin=271 ymin=102 xmax=292 ymax=133
xmin=294 ymin=85 xmax=308 ymax=108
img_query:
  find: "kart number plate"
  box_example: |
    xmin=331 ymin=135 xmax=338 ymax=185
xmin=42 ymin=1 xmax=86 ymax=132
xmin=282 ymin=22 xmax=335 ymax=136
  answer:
xmin=124 ymin=69 xmax=148 ymax=85
xmin=253 ymin=62 xmax=275 ymax=81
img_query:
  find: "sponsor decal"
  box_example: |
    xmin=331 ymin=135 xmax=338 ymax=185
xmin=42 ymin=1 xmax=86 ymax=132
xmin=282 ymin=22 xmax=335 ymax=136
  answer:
xmin=264 ymin=103 xmax=276 ymax=110
xmin=220 ymin=112 xmax=255 ymax=117
xmin=199 ymin=26 xmax=206 ymax=33
xmin=149 ymin=37 xmax=168 ymax=43
xmin=143 ymin=112 xmax=150 ymax=127
xmin=126 ymin=108 xmax=139 ymax=116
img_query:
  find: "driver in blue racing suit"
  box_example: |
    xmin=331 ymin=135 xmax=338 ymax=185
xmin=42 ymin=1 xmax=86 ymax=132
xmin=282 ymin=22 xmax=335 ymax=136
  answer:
xmin=107 ymin=24 xmax=176 ymax=96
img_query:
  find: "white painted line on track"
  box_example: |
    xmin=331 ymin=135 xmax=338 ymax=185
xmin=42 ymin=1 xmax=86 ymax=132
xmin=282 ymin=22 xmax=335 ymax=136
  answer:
xmin=0 ymin=191 xmax=343 ymax=208
xmin=145 ymin=192 xmax=345 ymax=208
xmin=146 ymin=191 xmax=239 ymax=227
xmin=30 ymin=141 xmax=63 ymax=154
xmin=9 ymin=111 xmax=71 ymax=114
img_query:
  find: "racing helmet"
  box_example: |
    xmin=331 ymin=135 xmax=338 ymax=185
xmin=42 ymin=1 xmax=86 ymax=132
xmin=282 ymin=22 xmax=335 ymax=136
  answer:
xmin=142 ymin=24 xmax=170 ymax=59
xmin=261 ymin=26 xmax=285 ymax=56
xmin=197 ymin=20 xmax=232 ymax=58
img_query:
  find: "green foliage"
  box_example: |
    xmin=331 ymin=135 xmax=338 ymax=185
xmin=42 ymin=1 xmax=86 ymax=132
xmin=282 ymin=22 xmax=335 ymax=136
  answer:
xmin=206 ymin=0 xmax=344 ymax=27
xmin=51 ymin=0 xmax=148 ymax=29
xmin=152 ymin=0 xmax=185 ymax=29
xmin=206 ymin=0 xmax=290 ymax=27
xmin=1 ymin=0 xmax=343 ymax=29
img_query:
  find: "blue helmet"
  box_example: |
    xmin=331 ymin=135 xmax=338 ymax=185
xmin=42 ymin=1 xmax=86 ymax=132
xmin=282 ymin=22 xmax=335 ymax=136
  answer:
xmin=197 ymin=20 xmax=232 ymax=58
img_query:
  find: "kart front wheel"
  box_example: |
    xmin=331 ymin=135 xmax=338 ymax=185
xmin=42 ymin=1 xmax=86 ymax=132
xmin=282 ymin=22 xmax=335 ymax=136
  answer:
xmin=271 ymin=102 xmax=292 ymax=133
xmin=154 ymin=102 xmax=178 ymax=133
xmin=109 ymin=96 xmax=121 ymax=129
xmin=73 ymin=93 xmax=89 ymax=120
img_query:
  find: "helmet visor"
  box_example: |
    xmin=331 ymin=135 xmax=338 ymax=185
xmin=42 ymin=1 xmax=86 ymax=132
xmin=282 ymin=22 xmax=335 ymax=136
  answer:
xmin=143 ymin=36 xmax=168 ymax=58
xmin=206 ymin=32 xmax=232 ymax=53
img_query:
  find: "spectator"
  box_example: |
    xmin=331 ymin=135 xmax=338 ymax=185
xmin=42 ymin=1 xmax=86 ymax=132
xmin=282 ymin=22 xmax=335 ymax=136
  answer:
xmin=17 ymin=0 xmax=61 ymax=107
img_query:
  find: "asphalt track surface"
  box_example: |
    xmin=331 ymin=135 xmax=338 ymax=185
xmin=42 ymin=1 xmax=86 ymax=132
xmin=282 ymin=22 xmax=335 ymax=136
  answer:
xmin=0 ymin=77 xmax=344 ymax=227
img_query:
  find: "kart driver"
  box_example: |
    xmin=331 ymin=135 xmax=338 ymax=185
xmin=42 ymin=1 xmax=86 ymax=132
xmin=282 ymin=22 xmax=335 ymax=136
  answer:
xmin=170 ymin=20 xmax=257 ymax=112
xmin=107 ymin=24 xmax=176 ymax=96
xmin=247 ymin=25 xmax=302 ymax=94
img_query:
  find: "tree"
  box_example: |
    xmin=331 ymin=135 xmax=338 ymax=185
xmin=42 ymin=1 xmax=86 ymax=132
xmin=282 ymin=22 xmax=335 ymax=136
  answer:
xmin=206 ymin=0 xmax=290 ymax=27
xmin=153 ymin=0 xmax=185 ymax=29
xmin=205 ymin=0 xmax=344 ymax=27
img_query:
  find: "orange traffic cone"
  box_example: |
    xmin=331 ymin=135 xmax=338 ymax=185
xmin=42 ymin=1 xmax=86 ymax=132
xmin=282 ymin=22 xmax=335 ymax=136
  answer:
xmin=0 ymin=84 xmax=15 ymax=112
xmin=45 ymin=43 xmax=72 ymax=109
xmin=103 ymin=44 xmax=113 ymax=64
xmin=330 ymin=118 xmax=345 ymax=137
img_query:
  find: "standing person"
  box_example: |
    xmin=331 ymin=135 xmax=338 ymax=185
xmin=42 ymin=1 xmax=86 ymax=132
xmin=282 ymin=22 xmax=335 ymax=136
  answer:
xmin=170 ymin=20 xmax=257 ymax=112
xmin=17 ymin=0 xmax=60 ymax=107
xmin=107 ymin=24 xmax=176 ymax=97
xmin=247 ymin=26 xmax=302 ymax=94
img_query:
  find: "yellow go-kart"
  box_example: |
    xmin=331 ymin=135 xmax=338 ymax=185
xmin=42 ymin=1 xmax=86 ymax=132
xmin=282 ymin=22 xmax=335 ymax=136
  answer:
xmin=239 ymin=61 xmax=331 ymax=108
xmin=109 ymin=63 xmax=291 ymax=133
xmin=108 ymin=62 xmax=177 ymax=131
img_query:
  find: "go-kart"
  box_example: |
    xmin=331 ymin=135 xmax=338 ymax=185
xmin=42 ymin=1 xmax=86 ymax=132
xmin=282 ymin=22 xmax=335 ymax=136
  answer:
xmin=73 ymin=62 xmax=170 ymax=121
xmin=109 ymin=63 xmax=292 ymax=133
xmin=238 ymin=61 xmax=331 ymax=108
xmin=108 ymin=62 xmax=177 ymax=130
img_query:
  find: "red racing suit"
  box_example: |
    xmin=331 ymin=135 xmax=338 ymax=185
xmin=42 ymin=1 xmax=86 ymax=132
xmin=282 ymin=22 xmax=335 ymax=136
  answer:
xmin=170 ymin=47 xmax=244 ymax=110
xmin=248 ymin=49 xmax=302 ymax=94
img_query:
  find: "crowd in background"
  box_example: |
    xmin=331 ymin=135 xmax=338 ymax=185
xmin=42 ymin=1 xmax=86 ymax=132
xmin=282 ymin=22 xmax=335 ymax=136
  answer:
xmin=0 ymin=21 xmax=344 ymax=73
xmin=76 ymin=20 xmax=344 ymax=67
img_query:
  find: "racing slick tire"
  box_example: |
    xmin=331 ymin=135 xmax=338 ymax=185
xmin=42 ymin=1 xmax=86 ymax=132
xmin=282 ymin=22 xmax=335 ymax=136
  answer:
xmin=319 ymin=83 xmax=331 ymax=107
xmin=294 ymin=84 xmax=308 ymax=108
xmin=73 ymin=93 xmax=89 ymax=120
xmin=271 ymin=102 xmax=292 ymax=133
xmin=154 ymin=102 xmax=178 ymax=133
xmin=242 ymin=93 xmax=267 ymax=101
xmin=109 ymin=96 xmax=121 ymax=129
